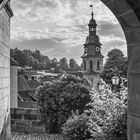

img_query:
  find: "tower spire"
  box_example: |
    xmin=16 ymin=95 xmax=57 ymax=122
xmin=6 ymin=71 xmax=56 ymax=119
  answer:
xmin=91 ymin=11 xmax=94 ymax=19
xmin=90 ymin=4 xmax=94 ymax=19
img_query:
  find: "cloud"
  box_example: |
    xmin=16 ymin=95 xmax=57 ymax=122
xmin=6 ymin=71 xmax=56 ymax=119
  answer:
xmin=11 ymin=0 xmax=127 ymax=64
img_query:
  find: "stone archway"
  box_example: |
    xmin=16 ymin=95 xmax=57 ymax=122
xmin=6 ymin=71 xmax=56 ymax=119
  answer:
xmin=100 ymin=0 xmax=140 ymax=139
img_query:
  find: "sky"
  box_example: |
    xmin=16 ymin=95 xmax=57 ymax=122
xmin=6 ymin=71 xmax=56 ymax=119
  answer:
xmin=10 ymin=0 xmax=127 ymax=64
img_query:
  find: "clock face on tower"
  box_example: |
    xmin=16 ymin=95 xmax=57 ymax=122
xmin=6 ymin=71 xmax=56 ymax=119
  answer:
xmin=95 ymin=47 xmax=100 ymax=52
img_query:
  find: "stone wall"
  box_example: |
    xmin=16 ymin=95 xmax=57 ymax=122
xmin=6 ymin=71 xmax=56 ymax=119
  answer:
xmin=11 ymin=108 xmax=45 ymax=133
xmin=10 ymin=66 xmax=18 ymax=108
xmin=0 ymin=2 xmax=13 ymax=140
xmin=100 ymin=0 xmax=140 ymax=140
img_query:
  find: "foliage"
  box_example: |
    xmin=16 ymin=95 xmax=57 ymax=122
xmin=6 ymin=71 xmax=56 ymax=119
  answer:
xmin=10 ymin=48 xmax=81 ymax=71
xmin=103 ymin=108 xmax=127 ymax=140
xmin=58 ymin=57 xmax=69 ymax=71
xmin=101 ymin=49 xmax=127 ymax=85
xmin=62 ymin=80 xmax=127 ymax=140
xmin=38 ymin=74 xmax=90 ymax=133
xmin=69 ymin=58 xmax=81 ymax=71
xmin=86 ymin=81 xmax=127 ymax=139
xmin=62 ymin=113 xmax=91 ymax=140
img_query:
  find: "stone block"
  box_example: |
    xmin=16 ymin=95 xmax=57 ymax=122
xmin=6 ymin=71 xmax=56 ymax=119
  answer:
xmin=125 ymin=28 xmax=140 ymax=44
xmin=128 ymin=98 xmax=140 ymax=116
xmin=127 ymin=46 xmax=140 ymax=72
xmin=128 ymin=115 xmax=140 ymax=140
xmin=128 ymin=73 xmax=140 ymax=99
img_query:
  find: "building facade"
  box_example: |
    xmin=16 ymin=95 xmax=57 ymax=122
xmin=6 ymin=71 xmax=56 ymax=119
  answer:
xmin=0 ymin=1 xmax=13 ymax=140
xmin=10 ymin=59 xmax=19 ymax=108
xmin=81 ymin=11 xmax=104 ymax=88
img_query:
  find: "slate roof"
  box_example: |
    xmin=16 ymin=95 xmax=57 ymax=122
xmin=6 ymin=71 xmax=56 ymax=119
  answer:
xmin=27 ymin=80 xmax=41 ymax=90
xmin=24 ymin=71 xmax=40 ymax=76
xmin=40 ymin=76 xmax=56 ymax=83
xmin=18 ymin=76 xmax=31 ymax=91
xmin=66 ymin=71 xmax=84 ymax=78
xmin=18 ymin=91 xmax=37 ymax=102
xmin=10 ymin=58 xmax=19 ymax=66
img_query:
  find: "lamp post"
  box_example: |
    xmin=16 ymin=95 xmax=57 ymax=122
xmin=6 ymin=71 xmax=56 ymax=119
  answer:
xmin=111 ymin=75 xmax=120 ymax=92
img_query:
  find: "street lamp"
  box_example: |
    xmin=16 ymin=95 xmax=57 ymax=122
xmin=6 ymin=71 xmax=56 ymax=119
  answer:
xmin=111 ymin=75 xmax=120 ymax=92
xmin=111 ymin=76 xmax=119 ymax=85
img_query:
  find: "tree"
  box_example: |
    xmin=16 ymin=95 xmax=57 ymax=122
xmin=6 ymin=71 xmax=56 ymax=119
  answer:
xmin=69 ymin=58 xmax=81 ymax=71
xmin=59 ymin=57 xmax=69 ymax=71
xmin=51 ymin=58 xmax=57 ymax=68
xmin=62 ymin=81 xmax=127 ymax=140
xmin=38 ymin=74 xmax=90 ymax=133
xmin=101 ymin=49 xmax=127 ymax=85
xmin=10 ymin=48 xmax=52 ymax=70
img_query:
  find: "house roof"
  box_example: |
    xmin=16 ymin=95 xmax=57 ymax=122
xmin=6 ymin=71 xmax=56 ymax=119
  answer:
xmin=18 ymin=91 xmax=37 ymax=102
xmin=40 ymin=76 xmax=56 ymax=83
xmin=10 ymin=58 xmax=19 ymax=66
xmin=23 ymin=71 xmax=41 ymax=76
xmin=18 ymin=76 xmax=31 ymax=91
xmin=66 ymin=71 xmax=84 ymax=78
xmin=27 ymin=80 xmax=41 ymax=90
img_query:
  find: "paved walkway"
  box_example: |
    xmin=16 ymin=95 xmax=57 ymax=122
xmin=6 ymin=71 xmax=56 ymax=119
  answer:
xmin=11 ymin=132 xmax=64 ymax=140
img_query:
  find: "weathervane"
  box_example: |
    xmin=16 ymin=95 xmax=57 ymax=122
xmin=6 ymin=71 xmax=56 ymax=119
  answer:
xmin=90 ymin=4 xmax=94 ymax=18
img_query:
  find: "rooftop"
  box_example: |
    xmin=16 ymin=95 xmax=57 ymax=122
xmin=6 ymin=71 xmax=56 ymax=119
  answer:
xmin=18 ymin=76 xmax=31 ymax=91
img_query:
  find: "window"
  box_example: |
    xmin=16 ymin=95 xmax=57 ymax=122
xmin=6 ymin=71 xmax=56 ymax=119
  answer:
xmin=85 ymin=47 xmax=88 ymax=53
xmin=84 ymin=61 xmax=86 ymax=70
xmin=97 ymin=61 xmax=100 ymax=70
xmin=90 ymin=60 xmax=93 ymax=70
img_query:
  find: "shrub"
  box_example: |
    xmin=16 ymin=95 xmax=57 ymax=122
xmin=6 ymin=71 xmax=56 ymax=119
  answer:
xmin=103 ymin=108 xmax=127 ymax=140
xmin=62 ymin=80 xmax=127 ymax=140
xmin=62 ymin=113 xmax=91 ymax=140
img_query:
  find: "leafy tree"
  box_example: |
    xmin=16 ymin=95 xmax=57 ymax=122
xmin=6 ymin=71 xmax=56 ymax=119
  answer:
xmin=10 ymin=48 xmax=26 ymax=67
xmin=51 ymin=58 xmax=57 ymax=68
xmin=62 ymin=81 xmax=127 ymax=140
xmin=59 ymin=57 xmax=69 ymax=71
xmin=101 ymin=49 xmax=127 ymax=85
xmin=38 ymin=74 xmax=90 ymax=133
xmin=62 ymin=113 xmax=91 ymax=140
xmin=69 ymin=58 xmax=81 ymax=71
xmin=10 ymin=48 xmax=81 ymax=71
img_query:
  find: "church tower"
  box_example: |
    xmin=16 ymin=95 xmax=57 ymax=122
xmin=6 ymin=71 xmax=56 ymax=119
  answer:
xmin=81 ymin=10 xmax=104 ymax=88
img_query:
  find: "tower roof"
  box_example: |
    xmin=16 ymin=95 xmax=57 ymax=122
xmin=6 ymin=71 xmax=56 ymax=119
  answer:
xmin=84 ymin=35 xmax=102 ymax=46
xmin=88 ymin=11 xmax=97 ymax=26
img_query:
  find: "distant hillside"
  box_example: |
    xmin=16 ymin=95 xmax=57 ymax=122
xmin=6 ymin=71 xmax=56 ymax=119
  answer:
xmin=10 ymin=48 xmax=81 ymax=71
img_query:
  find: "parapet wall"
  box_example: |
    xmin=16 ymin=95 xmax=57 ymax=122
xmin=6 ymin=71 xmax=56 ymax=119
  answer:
xmin=11 ymin=108 xmax=45 ymax=133
xmin=0 ymin=5 xmax=11 ymax=140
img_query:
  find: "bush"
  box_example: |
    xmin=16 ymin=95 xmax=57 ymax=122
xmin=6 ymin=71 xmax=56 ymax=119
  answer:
xmin=62 ymin=113 xmax=91 ymax=140
xmin=62 ymin=80 xmax=127 ymax=140
xmin=103 ymin=108 xmax=127 ymax=140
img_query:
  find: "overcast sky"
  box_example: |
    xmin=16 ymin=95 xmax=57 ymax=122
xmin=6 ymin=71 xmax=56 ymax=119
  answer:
xmin=11 ymin=0 xmax=127 ymax=64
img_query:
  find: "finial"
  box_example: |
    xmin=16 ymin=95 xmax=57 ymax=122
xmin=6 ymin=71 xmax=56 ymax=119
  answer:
xmin=91 ymin=11 xmax=94 ymax=19
xmin=90 ymin=4 xmax=94 ymax=19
